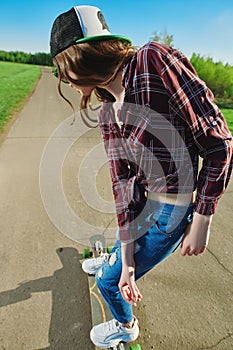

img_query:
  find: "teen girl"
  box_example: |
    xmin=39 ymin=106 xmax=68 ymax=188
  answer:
xmin=50 ymin=6 xmax=232 ymax=348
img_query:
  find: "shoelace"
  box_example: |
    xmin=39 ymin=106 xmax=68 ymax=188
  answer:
xmin=100 ymin=252 xmax=109 ymax=261
xmin=105 ymin=319 xmax=120 ymax=335
xmin=92 ymin=253 xmax=109 ymax=265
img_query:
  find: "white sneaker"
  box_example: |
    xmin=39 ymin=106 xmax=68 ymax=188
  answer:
xmin=90 ymin=317 xmax=139 ymax=348
xmin=82 ymin=253 xmax=109 ymax=275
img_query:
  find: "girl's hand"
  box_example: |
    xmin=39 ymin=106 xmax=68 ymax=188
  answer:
xmin=181 ymin=212 xmax=212 ymax=256
xmin=118 ymin=266 xmax=142 ymax=306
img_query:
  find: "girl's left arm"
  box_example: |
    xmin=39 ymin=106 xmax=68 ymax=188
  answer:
xmin=181 ymin=212 xmax=212 ymax=256
xmin=118 ymin=241 xmax=142 ymax=305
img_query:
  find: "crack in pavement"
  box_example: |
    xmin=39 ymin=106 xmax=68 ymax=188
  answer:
xmin=102 ymin=216 xmax=117 ymax=236
xmin=197 ymin=332 xmax=233 ymax=349
xmin=206 ymin=248 xmax=233 ymax=276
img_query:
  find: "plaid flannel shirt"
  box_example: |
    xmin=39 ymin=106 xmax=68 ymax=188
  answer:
xmin=98 ymin=42 xmax=233 ymax=241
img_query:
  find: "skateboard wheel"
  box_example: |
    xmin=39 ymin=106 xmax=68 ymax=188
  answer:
xmin=129 ymin=344 xmax=142 ymax=350
xmin=83 ymin=248 xmax=91 ymax=258
xmin=107 ymin=246 xmax=113 ymax=253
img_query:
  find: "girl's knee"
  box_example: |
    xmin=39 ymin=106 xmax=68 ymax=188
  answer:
xmin=95 ymin=267 xmax=103 ymax=287
xmin=95 ymin=249 xmax=121 ymax=288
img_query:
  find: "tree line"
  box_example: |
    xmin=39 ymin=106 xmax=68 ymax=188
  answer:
xmin=190 ymin=53 xmax=233 ymax=100
xmin=0 ymin=44 xmax=232 ymax=100
xmin=151 ymin=30 xmax=233 ymax=101
xmin=0 ymin=50 xmax=52 ymax=66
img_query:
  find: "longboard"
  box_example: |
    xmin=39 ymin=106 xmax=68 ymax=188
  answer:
xmin=83 ymin=234 xmax=142 ymax=350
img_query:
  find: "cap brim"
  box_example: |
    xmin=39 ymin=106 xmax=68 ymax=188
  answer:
xmin=76 ymin=34 xmax=132 ymax=44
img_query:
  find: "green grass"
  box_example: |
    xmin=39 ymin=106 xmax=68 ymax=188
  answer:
xmin=215 ymin=98 xmax=233 ymax=134
xmin=215 ymin=98 xmax=233 ymax=110
xmin=221 ymin=108 xmax=233 ymax=135
xmin=0 ymin=61 xmax=41 ymax=132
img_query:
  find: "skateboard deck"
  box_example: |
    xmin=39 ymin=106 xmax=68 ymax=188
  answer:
xmin=83 ymin=234 xmax=141 ymax=350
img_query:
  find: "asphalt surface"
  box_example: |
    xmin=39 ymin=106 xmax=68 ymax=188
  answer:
xmin=0 ymin=67 xmax=232 ymax=350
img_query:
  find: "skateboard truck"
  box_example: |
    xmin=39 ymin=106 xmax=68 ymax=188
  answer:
xmin=94 ymin=240 xmax=104 ymax=255
xmin=83 ymin=234 xmax=113 ymax=259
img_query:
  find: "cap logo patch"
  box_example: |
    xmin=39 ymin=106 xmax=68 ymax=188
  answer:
xmin=97 ymin=11 xmax=110 ymax=31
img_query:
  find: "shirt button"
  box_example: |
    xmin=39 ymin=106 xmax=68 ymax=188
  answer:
xmin=209 ymin=116 xmax=214 ymax=122
xmin=212 ymin=120 xmax=217 ymax=126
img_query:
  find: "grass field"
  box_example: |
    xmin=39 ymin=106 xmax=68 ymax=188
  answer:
xmin=221 ymin=109 xmax=233 ymax=135
xmin=0 ymin=61 xmax=41 ymax=132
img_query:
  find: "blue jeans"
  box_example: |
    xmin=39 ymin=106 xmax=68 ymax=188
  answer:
xmin=95 ymin=200 xmax=195 ymax=324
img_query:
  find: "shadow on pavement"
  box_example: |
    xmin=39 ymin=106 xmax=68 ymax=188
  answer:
xmin=0 ymin=247 xmax=93 ymax=350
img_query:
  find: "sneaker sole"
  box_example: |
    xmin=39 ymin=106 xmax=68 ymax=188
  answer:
xmin=90 ymin=331 xmax=139 ymax=348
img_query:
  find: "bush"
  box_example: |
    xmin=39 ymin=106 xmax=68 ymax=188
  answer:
xmin=190 ymin=53 xmax=233 ymax=99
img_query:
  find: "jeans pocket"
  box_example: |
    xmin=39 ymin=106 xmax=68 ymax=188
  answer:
xmin=177 ymin=209 xmax=194 ymax=234
xmin=154 ymin=213 xmax=177 ymax=237
xmin=148 ymin=201 xmax=195 ymax=238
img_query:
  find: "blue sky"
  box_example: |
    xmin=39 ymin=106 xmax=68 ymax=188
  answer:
xmin=0 ymin=0 xmax=233 ymax=64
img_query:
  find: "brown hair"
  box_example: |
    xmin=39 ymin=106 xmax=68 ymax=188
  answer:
xmin=53 ymin=39 xmax=137 ymax=127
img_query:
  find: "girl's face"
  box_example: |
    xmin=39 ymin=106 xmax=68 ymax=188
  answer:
xmin=63 ymin=69 xmax=99 ymax=96
xmin=69 ymin=83 xmax=95 ymax=96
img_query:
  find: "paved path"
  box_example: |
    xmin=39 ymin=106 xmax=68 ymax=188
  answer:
xmin=0 ymin=67 xmax=232 ymax=350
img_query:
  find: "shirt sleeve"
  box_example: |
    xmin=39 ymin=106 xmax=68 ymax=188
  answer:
xmin=150 ymin=44 xmax=233 ymax=215
xmin=98 ymin=104 xmax=143 ymax=242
